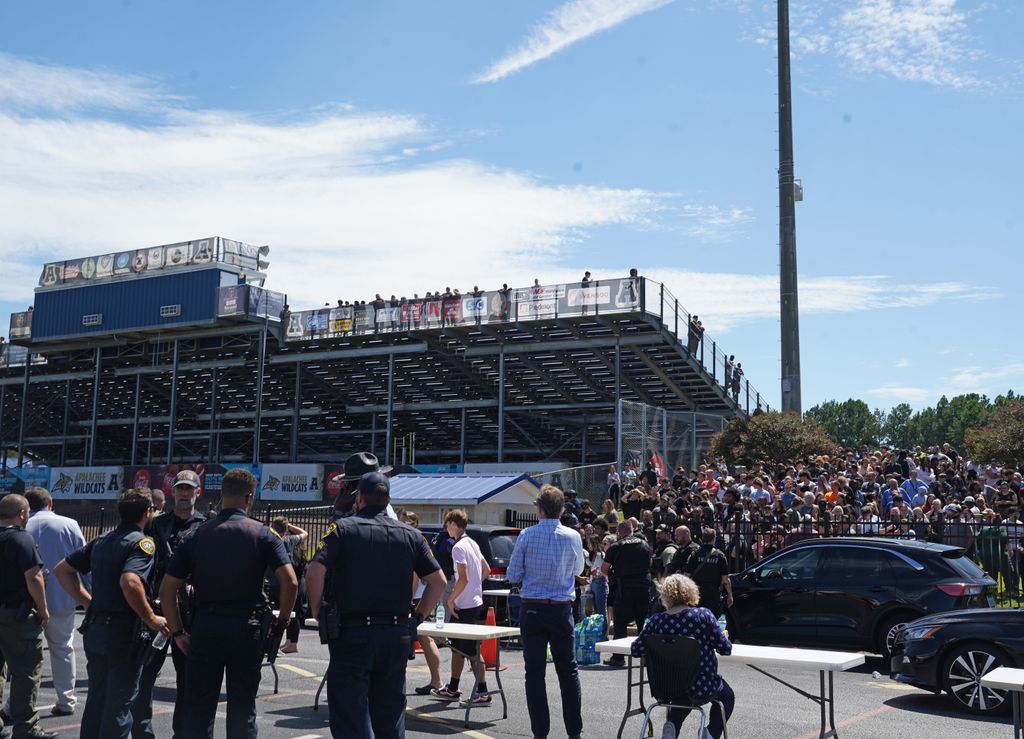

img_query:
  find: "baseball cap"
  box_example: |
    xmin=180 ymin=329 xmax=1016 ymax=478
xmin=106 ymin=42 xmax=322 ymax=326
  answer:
xmin=357 ymin=471 xmax=390 ymax=497
xmin=655 ymin=524 xmax=670 ymax=533
xmin=963 ymin=496 xmax=975 ymax=504
xmin=174 ymin=470 xmax=200 ymax=489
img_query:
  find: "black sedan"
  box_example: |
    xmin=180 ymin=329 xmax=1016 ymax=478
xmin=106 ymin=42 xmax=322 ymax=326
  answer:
xmin=891 ymin=608 xmax=1024 ymax=714
xmin=728 ymin=538 xmax=996 ymax=658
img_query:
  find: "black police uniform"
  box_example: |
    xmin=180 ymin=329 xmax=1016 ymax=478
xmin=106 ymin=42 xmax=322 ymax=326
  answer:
xmin=165 ymin=508 xmax=289 ymax=739
xmin=667 ymin=540 xmax=699 ymax=575
xmin=684 ymin=543 xmax=730 ymax=616
xmin=131 ymin=509 xmax=206 ymax=739
xmin=66 ymin=523 xmax=157 ymax=739
xmin=604 ymin=534 xmax=652 ymax=643
xmin=314 ymin=504 xmax=439 ymax=739
xmin=0 ymin=524 xmax=46 ymax=738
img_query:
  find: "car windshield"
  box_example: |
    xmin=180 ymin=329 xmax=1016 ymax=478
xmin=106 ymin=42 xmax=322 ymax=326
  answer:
xmin=488 ymin=533 xmax=518 ymax=562
xmin=757 ymin=547 xmax=822 ymax=581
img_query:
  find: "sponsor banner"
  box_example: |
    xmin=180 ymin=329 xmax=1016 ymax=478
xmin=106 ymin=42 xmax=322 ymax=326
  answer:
xmin=260 ymin=464 xmax=323 ymax=501
xmin=286 ymin=313 xmax=305 ymax=338
xmin=566 ymin=285 xmax=611 ymax=307
xmin=112 ymin=251 xmax=133 ymax=275
xmin=125 ymin=463 xmax=259 ymax=500
xmin=50 ymin=467 xmax=123 ymax=499
xmin=9 ymin=311 xmax=32 ymax=340
xmin=217 ymin=285 xmax=248 ymax=317
xmin=305 ymin=309 xmax=330 ymax=335
xmin=613 ymin=277 xmax=640 ymax=308
xmin=247 ymin=286 xmax=285 ymax=319
xmin=352 ymin=304 xmax=372 ymax=331
xmin=462 ymin=296 xmax=485 ymax=317
xmin=375 ymin=307 xmax=401 ymax=325
xmin=329 ymin=307 xmax=353 ymax=333
xmin=0 ymin=468 xmax=50 ymax=497
xmin=423 ymin=299 xmax=442 ymax=327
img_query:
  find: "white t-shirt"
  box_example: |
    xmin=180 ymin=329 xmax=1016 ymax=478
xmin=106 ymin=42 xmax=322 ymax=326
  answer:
xmin=452 ymin=535 xmax=486 ymax=609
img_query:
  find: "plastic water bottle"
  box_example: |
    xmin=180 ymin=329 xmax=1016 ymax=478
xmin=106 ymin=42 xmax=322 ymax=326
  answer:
xmin=152 ymin=632 xmax=169 ymax=650
xmin=435 ymin=603 xmax=445 ymax=630
xmin=717 ymin=614 xmax=728 ymax=633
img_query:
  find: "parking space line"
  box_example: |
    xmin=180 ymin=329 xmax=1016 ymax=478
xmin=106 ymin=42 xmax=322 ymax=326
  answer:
xmin=277 ymin=663 xmax=320 ymax=678
xmin=406 ymin=707 xmax=494 ymax=738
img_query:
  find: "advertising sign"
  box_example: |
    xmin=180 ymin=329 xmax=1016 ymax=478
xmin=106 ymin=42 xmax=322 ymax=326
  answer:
xmin=260 ymin=464 xmax=323 ymax=502
xmin=49 ymin=467 xmax=123 ymax=499
xmin=9 ymin=311 xmax=32 ymax=340
xmin=0 ymin=468 xmax=50 ymax=497
xmin=126 ymin=463 xmax=259 ymax=500
xmin=217 ymin=285 xmax=248 ymax=317
xmin=566 ymin=285 xmax=611 ymax=307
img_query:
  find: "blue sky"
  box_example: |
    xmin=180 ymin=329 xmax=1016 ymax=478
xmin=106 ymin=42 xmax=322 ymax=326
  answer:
xmin=1 ymin=0 xmax=1021 ymax=411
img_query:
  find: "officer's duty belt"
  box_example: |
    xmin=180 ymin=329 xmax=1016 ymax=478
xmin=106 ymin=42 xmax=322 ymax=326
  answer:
xmin=340 ymin=615 xmax=410 ymax=627
xmin=194 ymin=602 xmax=260 ymax=617
xmin=87 ymin=610 xmax=136 ymax=624
xmin=521 ymin=598 xmax=573 ymax=605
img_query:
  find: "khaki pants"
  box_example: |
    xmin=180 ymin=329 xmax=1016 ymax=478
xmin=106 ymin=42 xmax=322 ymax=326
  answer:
xmin=0 ymin=606 xmax=44 ymax=738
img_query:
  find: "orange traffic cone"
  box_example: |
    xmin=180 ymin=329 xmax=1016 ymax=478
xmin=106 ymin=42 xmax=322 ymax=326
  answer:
xmin=482 ymin=606 xmax=505 ymax=671
xmin=414 ymin=640 xmax=424 ymax=654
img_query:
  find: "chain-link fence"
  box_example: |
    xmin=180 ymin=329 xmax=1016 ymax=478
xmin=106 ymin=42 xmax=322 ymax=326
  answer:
xmin=618 ymin=400 xmax=727 ymax=476
xmin=529 ymin=462 xmax=615 ymax=510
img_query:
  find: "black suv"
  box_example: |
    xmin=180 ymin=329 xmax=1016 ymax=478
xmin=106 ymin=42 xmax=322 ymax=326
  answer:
xmin=418 ymin=524 xmax=521 ymax=590
xmin=728 ymin=538 xmax=996 ymax=657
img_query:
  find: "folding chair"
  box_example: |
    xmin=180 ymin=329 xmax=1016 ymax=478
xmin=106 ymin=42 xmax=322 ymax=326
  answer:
xmin=638 ymin=634 xmax=728 ymax=739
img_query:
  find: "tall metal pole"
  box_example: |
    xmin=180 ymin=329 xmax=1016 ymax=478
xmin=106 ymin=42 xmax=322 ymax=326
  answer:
xmin=0 ymin=384 xmax=6 ymax=472
xmin=252 ymin=325 xmax=267 ymax=465
xmin=497 ymin=348 xmax=505 ymax=464
xmin=167 ymin=340 xmax=180 ymax=464
xmin=130 ymin=374 xmax=140 ymax=466
xmin=88 ymin=347 xmax=101 ymax=465
xmin=290 ymin=364 xmax=301 ymax=463
xmin=614 ymin=339 xmax=622 ymax=473
xmin=385 ymin=354 xmax=395 ymax=466
xmin=778 ymin=0 xmax=802 ymax=414
xmin=17 ymin=356 xmax=30 ymax=467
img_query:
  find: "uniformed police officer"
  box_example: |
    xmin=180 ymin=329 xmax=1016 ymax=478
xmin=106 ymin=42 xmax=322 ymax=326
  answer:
xmin=159 ymin=468 xmax=296 ymax=739
xmin=306 ymin=472 xmax=446 ymax=739
xmin=601 ymin=520 xmax=653 ymax=667
xmin=0 ymin=493 xmax=56 ymax=739
xmin=329 ymin=451 xmax=399 ymax=521
xmin=131 ymin=471 xmax=207 ymax=739
xmin=683 ymin=527 xmax=733 ymax=617
xmin=54 ymin=488 xmax=168 ymax=739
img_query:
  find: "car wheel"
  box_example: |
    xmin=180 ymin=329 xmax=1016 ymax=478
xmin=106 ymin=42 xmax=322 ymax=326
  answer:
xmin=942 ymin=643 xmax=1011 ymax=715
xmin=877 ymin=613 xmax=914 ymax=659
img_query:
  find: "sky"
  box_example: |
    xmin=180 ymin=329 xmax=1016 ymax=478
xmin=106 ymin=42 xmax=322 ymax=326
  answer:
xmin=0 ymin=0 xmax=1021 ymax=412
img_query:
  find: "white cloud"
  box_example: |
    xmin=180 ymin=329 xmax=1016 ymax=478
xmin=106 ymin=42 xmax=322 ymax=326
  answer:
xmin=946 ymin=363 xmax=1024 ymax=394
xmin=0 ymin=52 xmax=173 ymax=113
xmin=865 ymin=385 xmax=933 ymax=403
xmin=680 ymin=204 xmax=754 ymax=242
xmin=472 ymin=0 xmax=675 ymax=84
xmin=895 ymin=358 xmax=911 ymax=368
xmin=640 ymin=270 xmax=976 ymax=331
xmin=754 ymin=0 xmax=986 ymax=89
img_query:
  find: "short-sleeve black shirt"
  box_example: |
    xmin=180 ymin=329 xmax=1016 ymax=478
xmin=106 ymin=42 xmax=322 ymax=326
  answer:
xmin=313 ymin=505 xmax=439 ymax=618
xmin=0 ymin=526 xmax=43 ymax=605
xmin=604 ymin=535 xmax=653 ymax=584
xmin=166 ymin=509 xmax=289 ymax=606
xmin=66 ymin=523 xmax=156 ymax=614
xmin=684 ymin=544 xmax=729 ymax=606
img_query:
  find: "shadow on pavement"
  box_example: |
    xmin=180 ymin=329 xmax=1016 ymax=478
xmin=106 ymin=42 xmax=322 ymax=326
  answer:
xmin=883 ymin=692 xmax=1013 ymax=725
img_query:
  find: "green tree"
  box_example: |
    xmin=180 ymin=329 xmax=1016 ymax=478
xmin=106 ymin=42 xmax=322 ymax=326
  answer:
xmin=708 ymin=412 xmax=839 ymax=467
xmin=965 ymin=398 xmax=1024 ymax=465
xmin=882 ymin=403 xmax=914 ymax=448
xmin=805 ymin=399 xmax=881 ymax=448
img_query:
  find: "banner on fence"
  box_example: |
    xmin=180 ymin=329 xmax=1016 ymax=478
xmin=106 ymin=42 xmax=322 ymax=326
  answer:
xmin=49 ymin=467 xmax=123 ymax=499
xmin=0 ymin=467 xmax=50 ymax=496
xmin=260 ymin=464 xmax=323 ymax=501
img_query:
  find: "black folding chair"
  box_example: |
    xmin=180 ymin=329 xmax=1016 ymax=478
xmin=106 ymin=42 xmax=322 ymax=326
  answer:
xmin=638 ymin=634 xmax=728 ymax=739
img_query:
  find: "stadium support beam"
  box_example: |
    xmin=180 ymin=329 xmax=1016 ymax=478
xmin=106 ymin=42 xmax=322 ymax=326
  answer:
xmin=253 ymin=324 xmax=268 ymax=465
xmin=209 ymin=367 xmax=218 ymax=462
xmin=615 ymin=338 xmax=622 ymax=475
xmin=581 ymin=417 xmax=588 ymax=467
xmin=632 ymin=347 xmax=697 ymax=411
xmin=459 ymin=407 xmax=467 ymax=466
xmin=497 ymin=347 xmax=505 ymax=463
xmin=87 ymin=347 xmax=101 ymax=466
xmin=62 ymin=380 xmax=72 ymax=467
xmin=385 ymin=353 xmax=395 ymax=466
xmin=0 ymin=385 xmax=6 ymax=471
xmin=130 ymin=374 xmax=141 ymax=466
xmin=167 ymin=340 xmax=180 ymax=464
xmin=267 ymin=343 xmax=427 ymax=364
xmin=290 ymin=364 xmax=301 ymax=463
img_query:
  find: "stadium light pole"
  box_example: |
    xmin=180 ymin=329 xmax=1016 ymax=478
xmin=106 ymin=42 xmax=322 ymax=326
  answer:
xmin=777 ymin=0 xmax=802 ymax=414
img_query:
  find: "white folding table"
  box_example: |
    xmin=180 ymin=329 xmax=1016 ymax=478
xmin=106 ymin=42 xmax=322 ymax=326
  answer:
xmin=313 ymin=621 xmax=521 ymax=728
xmin=597 ymin=637 xmax=864 ymax=739
xmin=980 ymin=666 xmax=1024 ymax=738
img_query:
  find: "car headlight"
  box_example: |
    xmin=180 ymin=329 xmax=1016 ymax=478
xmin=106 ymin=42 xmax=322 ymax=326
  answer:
xmin=904 ymin=626 xmax=940 ymax=641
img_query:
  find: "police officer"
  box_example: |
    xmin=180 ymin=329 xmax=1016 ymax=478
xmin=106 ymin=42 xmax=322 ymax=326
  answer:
xmin=330 ymin=451 xmax=399 ymax=521
xmin=159 ymin=468 xmax=296 ymax=739
xmin=0 ymin=493 xmax=56 ymax=739
xmin=600 ymin=520 xmax=652 ymax=667
xmin=306 ymin=472 xmax=446 ymax=739
xmin=131 ymin=471 xmax=207 ymax=739
xmin=684 ymin=527 xmax=733 ymax=617
xmin=54 ymin=489 xmax=168 ymax=739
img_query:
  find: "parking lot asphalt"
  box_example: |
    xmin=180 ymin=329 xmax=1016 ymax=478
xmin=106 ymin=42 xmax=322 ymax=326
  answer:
xmin=28 ymin=614 xmax=1015 ymax=738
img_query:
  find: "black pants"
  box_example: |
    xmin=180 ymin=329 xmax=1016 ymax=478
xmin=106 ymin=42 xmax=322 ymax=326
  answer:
xmin=132 ymin=639 xmax=188 ymax=739
xmin=613 ymin=583 xmax=650 ymax=641
xmin=326 ymin=624 xmax=409 ymax=739
xmin=520 ymin=602 xmax=583 ymax=738
xmin=184 ymin=613 xmax=264 ymax=739
xmin=666 ymin=679 xmax=735 ymax=739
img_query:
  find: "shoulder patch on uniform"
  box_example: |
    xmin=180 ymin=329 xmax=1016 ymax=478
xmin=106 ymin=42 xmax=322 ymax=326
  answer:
xmin=139 ymin=537 xmax=156 ymax=556
xmin=320 ymin=522 xmax=337 ymax=541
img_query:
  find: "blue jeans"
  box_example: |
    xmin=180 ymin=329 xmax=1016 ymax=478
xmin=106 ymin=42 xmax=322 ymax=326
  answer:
xmin=590 ymin=579 xmax=609 ymax=636
xmin=81 ymin=622 xmax=144 ymax=739
xmin=667 ymin=679 xmax=735 ymax=739
xmin=184 ymin=614 xmax=263 ymax=739
xmin=326 ymin=624 xmax=409 ymax=739
xmin=520 ymin=602 xmax=583 ymax=738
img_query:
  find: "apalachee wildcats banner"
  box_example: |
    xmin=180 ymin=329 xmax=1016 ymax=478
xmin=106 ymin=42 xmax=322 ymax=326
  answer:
xmin=259 ymin=464 xmax=323 ymax=501
xmin=49 ymin=467 xmax=123 ymax=499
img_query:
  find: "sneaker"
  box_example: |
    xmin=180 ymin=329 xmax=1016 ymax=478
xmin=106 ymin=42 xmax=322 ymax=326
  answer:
xmin=462 ymin=693 xmax=492 ymax=706
xmin=661 ymin=722 xmax=677 ymax=739
xmin=24 ymin=730 xmax=59 ymax=739
xmin=414 ymin=684 xmax=441 ymax=696
xmin=50 ymin=705 xmax=75 ymax=716
xmin=429 ymin=686 xmax=462 ymax=702
xmin=279 ymin=642 xmax=298 ymax=654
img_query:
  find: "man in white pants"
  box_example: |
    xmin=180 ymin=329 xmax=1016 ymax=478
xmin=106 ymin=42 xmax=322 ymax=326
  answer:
xmin=23 ymin=486 xmax=86 ymax=715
